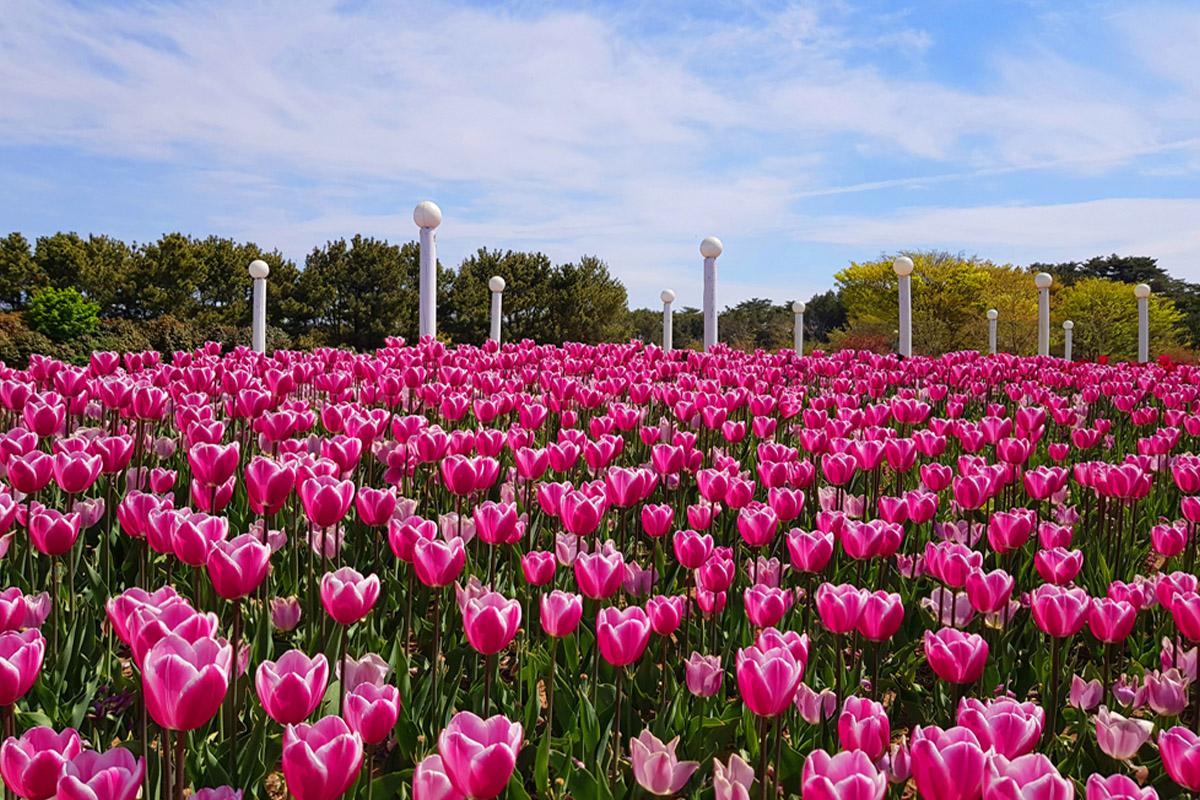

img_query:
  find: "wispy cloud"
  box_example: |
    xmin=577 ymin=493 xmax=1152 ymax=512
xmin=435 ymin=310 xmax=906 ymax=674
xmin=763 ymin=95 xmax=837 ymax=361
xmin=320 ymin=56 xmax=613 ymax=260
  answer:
xmin=0 ymin=0 xmax=1197 ymax=306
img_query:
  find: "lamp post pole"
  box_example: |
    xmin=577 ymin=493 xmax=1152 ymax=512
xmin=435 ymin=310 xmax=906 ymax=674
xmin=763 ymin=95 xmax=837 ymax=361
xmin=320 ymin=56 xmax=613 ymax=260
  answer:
xmin=1135 ymin=283 xmax=1151 ymax=363
xmin=987 ymin=308 xmax=998 ymax=355
xmin=792 ymin=300 xmax=806 ymax=354
xmin=701 ymin=236 xmax=723 ymax=351
xmin=414 ymin=200 xmax=442 ymax=340
xmin=661 ymin=289 xmax=676 ymax=353
xmin=1035 ymin=272 xmax=1053 ymax=357
xmin=893 ymin=256 xmax=914 ymax=357
xmin=488 ymin=276 xmax=506 ymax=344
xmin=248 ymin=259 xmax=269 ymax=354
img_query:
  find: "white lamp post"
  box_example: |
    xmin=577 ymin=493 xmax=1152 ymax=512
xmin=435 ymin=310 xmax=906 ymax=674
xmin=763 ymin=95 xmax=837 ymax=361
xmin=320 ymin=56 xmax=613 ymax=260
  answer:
xmin=1135 ymin=283 xmax=1151 ymax=363
xmin=660 ymin=289 xmax=676 ymax=353
xmin=986 ymin=308 xmax=998 ymax=355
xmin=701 ymin=236 xmax=723 ymax=351
xmin=893 ymin=256 xmax=914 ymax=357
xmin=248 ymin=259 xmax=269 ymax=354
xmin=414 ymin=200 xmax=442 ymax=340
xmin=1063 ymin=320 xmax=1074 ymax=361
xmin=1035 ymin=272 xmax=1053 ymax=356
xmin=792 ymin=300 xmax=806 ymax=354
xmin=488 ymin=275 xmax=505 ymax=343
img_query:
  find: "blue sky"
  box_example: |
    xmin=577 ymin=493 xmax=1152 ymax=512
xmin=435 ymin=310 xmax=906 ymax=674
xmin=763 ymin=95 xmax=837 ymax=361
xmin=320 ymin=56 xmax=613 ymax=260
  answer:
xmin=1 ymin=0 xmax=1198 ymax=308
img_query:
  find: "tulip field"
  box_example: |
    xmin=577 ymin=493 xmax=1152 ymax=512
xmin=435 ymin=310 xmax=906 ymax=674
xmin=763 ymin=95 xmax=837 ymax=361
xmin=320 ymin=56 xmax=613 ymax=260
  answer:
xmin=3 ymin=340 xmax=1200 ymax=800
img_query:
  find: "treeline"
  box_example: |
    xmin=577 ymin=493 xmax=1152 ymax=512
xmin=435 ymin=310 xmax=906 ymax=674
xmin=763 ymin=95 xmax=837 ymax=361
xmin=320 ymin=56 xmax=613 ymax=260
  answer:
xmin=0 ymin=232 xmax=630 ymax=362
xmin=2 ymin=230 xmax=1195 ymax=363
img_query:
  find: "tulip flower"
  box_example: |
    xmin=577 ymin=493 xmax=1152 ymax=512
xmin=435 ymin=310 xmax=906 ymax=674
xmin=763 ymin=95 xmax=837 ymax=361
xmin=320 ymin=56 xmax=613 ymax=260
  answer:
xmin=412 ymin=754 xmax=464 ymax=800
xmin=838 ymin=696 xmax=890 ymax=762
xmin=1094 ymin=706 xmax=1152 ymax=761
xmin=629 ymin=730 xmax=699 ymax=796
xmin=539 ymin=591 xmax=582 ymax=638
xmin=923 ymin=628 xmax=988 ymax=685
xmin=596 ymin=606 xmax=651 ymax=667
xmin=142 ymin=634 xmax=232 ymax=730
xmin=801 ymin=749 xmax=885 ymax=800
xmin=0 ymin=725 xmax=82 ymax=800
xmin=956 ymin=697 xmax=1043 ymax=759
xmin=207 ymin=533 xmax=271 ymax=601
xmin=1084 ymin=774 xmax=1158 ymax=800
xmin=282 ymin=715 xmax=364 ymax=800
xmin=684 ymin=652 xmax=722 ymax=697
xmin=319 ymin=568 xmax=379 ymax=626
xmin=713 ymin=754 xmax=754 ymax=800
xmin=983 ymin=753 xmax=1073 ymax=800
xmin=55 ymin=748 xmax=144 ymax=800
xmin=735 ymin=642 xmax=803 ymax=717
xmin=343 ymin=682 xmax=400 ymax=745
xmin=910 ymin=725 xmax=987 ymax=800
xmin=0 ymin=629 xmax=45 ymax=706
xmin=437 ymin=711 xmax=522 ymax=800
xmin=271 ymin=597 xmax=302 ymax=631
xmin=255 ymin=650 xmax=329 ymax=725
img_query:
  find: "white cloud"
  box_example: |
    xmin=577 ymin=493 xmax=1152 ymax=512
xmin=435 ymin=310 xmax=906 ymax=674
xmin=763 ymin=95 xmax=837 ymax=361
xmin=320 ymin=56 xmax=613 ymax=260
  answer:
xmin=0 ymin=0 xmax=1198 ymax=307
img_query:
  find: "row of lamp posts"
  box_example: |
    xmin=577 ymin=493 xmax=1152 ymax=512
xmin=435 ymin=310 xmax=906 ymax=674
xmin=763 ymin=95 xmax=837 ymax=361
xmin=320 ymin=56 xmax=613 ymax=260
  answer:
xmin=245 ymin=201 xmax=1155 ymax=363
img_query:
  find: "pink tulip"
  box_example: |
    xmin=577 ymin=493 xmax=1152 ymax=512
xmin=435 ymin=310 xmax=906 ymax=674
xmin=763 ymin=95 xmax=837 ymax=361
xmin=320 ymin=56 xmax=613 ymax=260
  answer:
xmin=389 ymin=517 xmax=437 ymax=563
xmin=856 ymin=591 xmax=903 ymax=641
xmin=1033 ymin=548 xmax=1083 ymax=585
xmin=1161 ymin=726 xmax=1200 ymax=791
xmin=1171 ymin=591 xmax=1200 ymax=643
xmin=282 ymin=715 xmax=364 ymax=800
xmin=629 ymin=730 xmax=699 ymax=796
xmin=956 ymin=697 xmax=1043 ymax=759
xmin=271 ymin=597 xmax=302 ymax=631
xmin=640 ymin=504 xmax=674 ymax=538
xmin=735 ymin=642 xmax=803 ymax=717
xmin=786 ymin=528 xmax=833 ymax=573
xmin=796 ymin=684 xmax=838 ymax=725
xmin=596 ymin=606 xmax=651 ymax=666
xmin=573 ymin=551 xmax=624 ymax=600
xmin=52 ymin=451 xmax=101 ymax=494
xmin=910 ymin=725 xmax=987 ymax=800
xmin=646 ymin=595 xmax=685 ymax=637
xmin=472 ymin=502 xmax=520 ymax=546
xmin=193 ymin=788 xmax=243 ymax=800
xmin=1089 ymin=598 xmax=1136 ymax=644
xmin=743 ymin=585 xmax=792 ymax=629
xmin=462 ymin=591 xmax=521 ymax=655
xmin=1069 ymin=675 xmax=1102 ymax=711
xmin=1094 ymin=706 xmax=1151 ymax=761
xmin=1030 ymin=584 xmax=1090 ymax=639
xmin=672 ymin=529 xmax=713 ymax=570
xmin=437 ymin=711 xmax=522 ymax=800
xmin=681 ymin=652 xmax=721 ymax=699
xmin=519 ymin=551 xmax=555 ymax=586
xmin=27 ymin=509 xmax=81 ymax=557
xmin=298 ymin=475 xmax=355 ymax=530
xmin=256 ymin=649 xmax=329 ymax=725
xmin=320 ymin=568 xmax=380 ymax=626
xmin=7 ymin=452 xmax=52 ymax=496
xmin=713 ymin=754 xmax=754 ymax=800
xmin=0 ymin=629 xmax=44 ymax=706
xmin=1084 ymin=774 xmax=1157 ymax=800
xmin=801 ymin=749 xmax=885 ymax=800
xmin=55 ymin=747 xmax=144 ymax=800
xmin=245 ymin=456 xmax=296 ymax=516
xmin=207 ymin=533 xmax=271 ymax=601
xmin=838 ymin=696 xmax=890 ymax=761
xmin=336 ymin=653 xmax=391 ymax=693
xmin=539 ymin=591 xmax=582 ymax=638
xmin=816 ymin=583 xmax=865 ymax=635
xmin=0 ymin=589 xmax=24 ymax=633
xmin=1139 ymin=669 xmax=1188 ymax=716
xmin=923 ymin=627 xmax=988 ymax=684
xmin=983 ymin=753 xmax=1073 ymax=800
xmin=736 ymin=503 xmax=778 ymax=548
xmin=343 ymin=681 xmax=400 ymax=744
xmin=412 ymin=754 xmax=464 ymax=800
xmin=0 ymin=725 xmax=82 ymax=800
xmin=188 ymin=441 xmax=240 ymax=486
xmin=142 ymin=634 xmax=231 ymax=730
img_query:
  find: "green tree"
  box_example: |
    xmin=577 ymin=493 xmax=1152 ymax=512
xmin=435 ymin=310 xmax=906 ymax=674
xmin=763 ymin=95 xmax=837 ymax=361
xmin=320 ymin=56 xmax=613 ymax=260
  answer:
xmin=720 ymin=298 xmax=791 ymax=351
xmin=802 ymin=289 xmax=847 ymax=343
xmin=548 ymin=255 xmax=631 ymax=343
xmin=0 ymin=233 xmax=46 ymax=310
xmin=443 ymin=249 xmax=555 ymax=343
xmin=25 ymin=286 xmax=99 ymax=342
xmin=1056 ymin=277 xmax=1183 ymax=360
xmin=34 ymin=233 xmax=90 ymax=289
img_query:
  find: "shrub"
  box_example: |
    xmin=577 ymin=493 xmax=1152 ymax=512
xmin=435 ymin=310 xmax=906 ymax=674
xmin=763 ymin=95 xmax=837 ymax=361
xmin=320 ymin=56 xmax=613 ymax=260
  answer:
xmin=0 ymin=312 xmax=58 ymax=367
xmin=25 ymin=286 xmax=99 ymax=342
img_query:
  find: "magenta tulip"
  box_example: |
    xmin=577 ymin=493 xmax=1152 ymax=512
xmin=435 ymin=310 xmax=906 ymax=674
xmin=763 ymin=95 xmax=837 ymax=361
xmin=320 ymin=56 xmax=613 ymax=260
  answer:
xmin=910 ymin=725 xmax=987 ymax=800
xmin=0 ymin=726 xmax=81 ymax=800
xmin=801 ymin=749 xmax=885 ymax=800
xmin=437 ymin=711 xmax=522 ymax=800
xmin=983 ymin=753 xmax=1073 ymax=800
xmin=838 ymin=696 xmax=890 ymax=762
xmin=735 ymin=642 xmax=803 ymax=717
xmin=412 ymin=754 xmax=464 ymax=800
xmin=1159 ymin=726 xmax=1200 ymax=792
xmin=256 ymin=650 xmax=329 ymax=725
xmin=142 ymin=633 xmax=231 ymax=730
xmin=923 ymin=628 xmax=988 ymax=684
xmin=596 ymin=606 xmax=651 ymax=667
xmin=1084 ymin=774 xmax=1158 ymax=800
xmin=956 ymin=697 xmax=1043 ymax=759
xmin=282 ymin=715 xmax=364 ymax=800
xmin=0 ymin=630 xmax=44 ymax=706
xmin=462 ymin=591 xmax=521 ymax=655
xmin=55 ymin=747 xmax=144 ymax=800
xmin=207 ymin=533 xmax=271 ymax=601
xmin=343 ymin=682 xmax=400 ymax=745
xmin=319 ymin=568 xmax=379 ymax=626
xmin=539 ymin=591 xmax=582 ymax=638
xmin=629 ymin=730 xmax=699 ymax=796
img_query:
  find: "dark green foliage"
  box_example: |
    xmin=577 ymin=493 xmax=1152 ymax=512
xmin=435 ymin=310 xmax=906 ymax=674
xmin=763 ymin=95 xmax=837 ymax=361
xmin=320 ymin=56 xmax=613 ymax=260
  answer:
xmin=25 ymin=286 xmax=99 ymax=342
